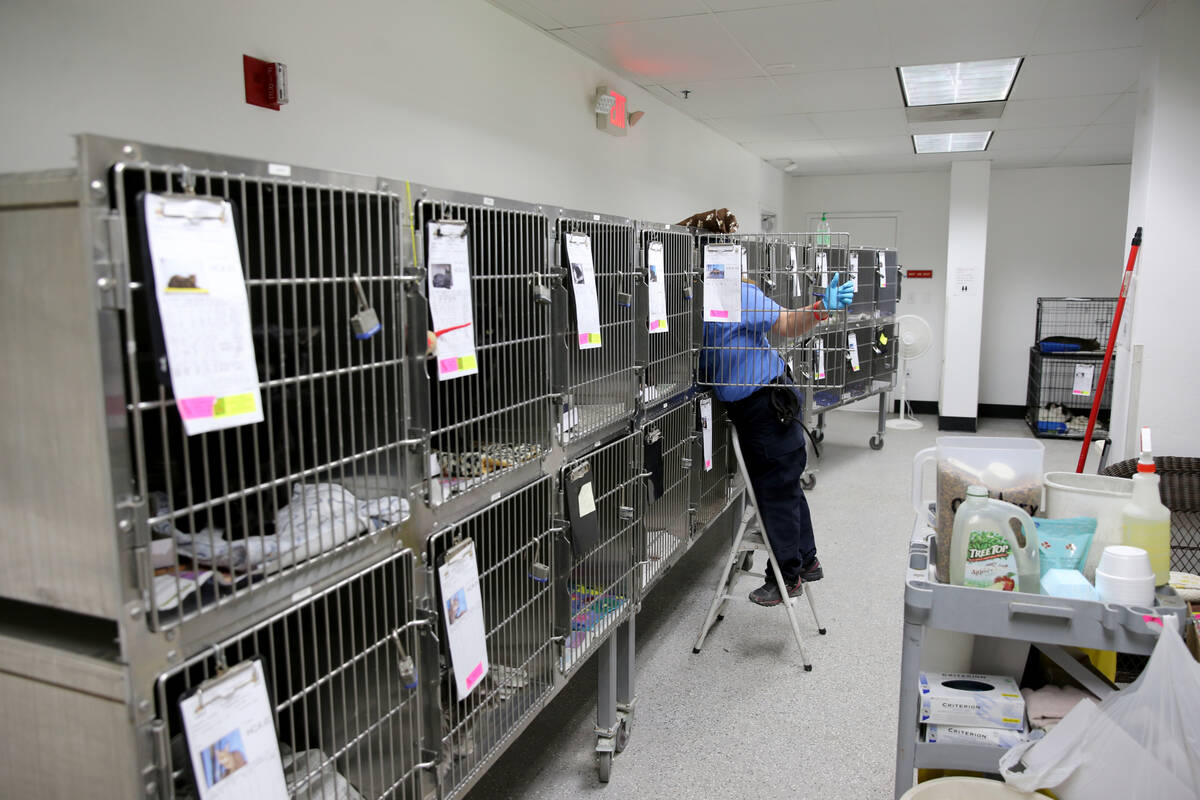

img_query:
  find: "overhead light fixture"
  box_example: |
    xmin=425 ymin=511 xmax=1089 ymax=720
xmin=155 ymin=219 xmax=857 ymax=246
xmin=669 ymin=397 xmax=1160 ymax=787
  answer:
xmin=913 ymin=131 xmax=993 ymax=153
xmin=898 ymin=58 xmax=1022 ymax=107
xmin=783 ymin=161 xmax=799 ymax=173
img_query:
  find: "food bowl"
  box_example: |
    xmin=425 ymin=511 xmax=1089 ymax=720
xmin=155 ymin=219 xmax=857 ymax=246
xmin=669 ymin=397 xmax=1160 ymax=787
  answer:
xmin=1095 ymin=568 xmax=1155 ymax=606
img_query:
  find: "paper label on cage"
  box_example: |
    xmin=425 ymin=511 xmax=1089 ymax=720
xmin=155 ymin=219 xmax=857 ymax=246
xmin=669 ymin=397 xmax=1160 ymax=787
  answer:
xmin=789 ymin=245 xmax=800 ymax=296
xmin=646 ymin=241 xmax=669 ymax=334
xmin=877 ymin=251 xmax=887 ymax=288
xmin=818 ymin=250 xmax=830 ymax=288
xmin=428 ymin=221 xmax=479 ymax=381
xmin=702 ymin=244 xmax=742 ymax=323
xmin=438 ymin=539 xmax=489 ymax=699
xmin=179 ymin=660 xmax=288 ymax=800
xmin=566 ymin=233 xmax=602 ymax=349
xmin=142 ymin=193 xmax=264 ymax=436
xmin=700 ymin=396 xmax=714 ymax=472
xmin=816 ymin=338 xmax=826 ymax=380
xmin=1072 ymin=363 xmax=1095 ymax=396
xmin=848 ymin=332 xmax=861 ymax=372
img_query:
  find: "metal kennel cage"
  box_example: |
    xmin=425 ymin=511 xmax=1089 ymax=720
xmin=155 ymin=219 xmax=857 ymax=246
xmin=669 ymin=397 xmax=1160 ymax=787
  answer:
xmin=636 ymin=222 xmax=697 ymax=415
xmin=692 ymin=391 xmax=737 ymax=535
xmin=638 ymin=398 xmax=695 ymax=597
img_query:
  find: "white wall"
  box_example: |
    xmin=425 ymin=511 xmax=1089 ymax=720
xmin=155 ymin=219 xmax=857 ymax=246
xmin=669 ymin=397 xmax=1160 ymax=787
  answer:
xmin=785 ymin=172 xmax=951 ymax=403
xmin=982 ymin=165 xmax=1132 ymax=406
xmin=0 ymin=0 xmax=782 ymax=229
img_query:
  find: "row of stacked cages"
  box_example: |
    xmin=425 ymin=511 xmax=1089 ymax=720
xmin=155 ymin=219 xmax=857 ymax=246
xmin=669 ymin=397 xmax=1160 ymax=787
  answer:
xmin=1025 ymin=297 xmax=1118 ymax=439
xmin=698 ymin=233 xmax=902 ymax=486
xmin=0 ymin=135 xmax=748 ymax=799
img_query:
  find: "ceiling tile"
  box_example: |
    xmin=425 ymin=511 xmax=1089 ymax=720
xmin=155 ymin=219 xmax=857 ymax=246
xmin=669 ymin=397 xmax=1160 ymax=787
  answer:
xmin=567 ymin=15 xmax=763 ymax=82
xmin=1072 ymin=123 xmax=1134 ymax=148
xmin=772 ymin=68 xmax=901 ymax=113
xmin=837 ymin=154 xmax=924 ymax=173
xmin=880 ymin=0 xmax=1048 ymax=65
xmin=717 ymin=0 xmax=891 ymax=73
xmin=705 ymin=113 xmax=823 ymax=141
xmin=1009 ymin=48 xmax=1141 ymax=100
xmin=502 ymin=0 xmax=708 ymax=28
xmin=706 ymin=0 xmax=832 ymax=10
xmin=743 ymin=139 xmax=842 ymax=160
xmin=832 ymin=136 xmax=915 ymax=157
xmin=1096 ymin=92 xmax=1137 ymax=125
xmin=1054 ymin=145 xmax=1134 ymax=166
xmin=987 ymin=148 xmax=1067 ymax=168
xmin=1030 ymin=0 xmax=1144 ymax=55
xmin=810 ymin=108 xmax=909 ymax=138
xmin=651 ymin=77 xmax=804 ymax=117
xmin=989 ymin=126 xmax=1086 ymax=151
xmin=908 ymin=119 xmax=1006 ymax=135
xmin=997 ymin=94 xmax=1118 ymax=129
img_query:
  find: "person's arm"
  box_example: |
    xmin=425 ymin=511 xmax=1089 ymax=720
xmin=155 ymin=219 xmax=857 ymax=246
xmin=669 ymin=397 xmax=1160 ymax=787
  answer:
xmin=770 ymin=301 xmax=828 ymax=340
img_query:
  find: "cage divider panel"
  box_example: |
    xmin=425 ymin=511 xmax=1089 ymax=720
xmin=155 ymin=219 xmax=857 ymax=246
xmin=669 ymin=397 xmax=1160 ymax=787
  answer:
xmin=153 ymin=550 xmax=423 ymax=800
xmin=112 ymin=158 xmax=411 ymax=633
xmin=413 ymin=195 xmax=553 ymax=515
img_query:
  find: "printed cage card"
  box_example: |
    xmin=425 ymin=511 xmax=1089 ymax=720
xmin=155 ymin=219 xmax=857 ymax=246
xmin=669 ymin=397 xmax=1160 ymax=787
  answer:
xmin=789 ymin=245 xmax=801 ymax=297
xmin=1073 ymin=363 xmax=1096 ymax=396
xmin=877 ymin=250 xmax=888 ymax=288
xmin=427 ymin=221 xmax=479 ymax=381
xmin=143 ymin=193 xmax=264 ymax=436
xmin=438 ymin=539 xmax=490 ymax=700
xmin=848 ymin=332 xmax=861 ymax=372
xmin=566 ymin=233 xmax=603 ymax=349
xmin=699 ymin=396 xmax=714 ymax=472
xmin=703 ymin=244 xmax=743 ymax=323
xmin=646 ymin=240 xmax=669 ymax=334
xmin=179 ymin=660 xmax=288 ymax=800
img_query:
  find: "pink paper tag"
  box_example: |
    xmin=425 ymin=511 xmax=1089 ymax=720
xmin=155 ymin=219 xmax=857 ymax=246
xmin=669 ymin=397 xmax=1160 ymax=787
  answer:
xmin=439 ymin=357 xmax=459 ymax=374
xmin=710 ymin=309 xmax=729 ymax=319
xmin=578 ymin=333 xmax=590 ymax=346
xmin=465 ymin=661 xmax=485 ymax=689
xmin=177 ymin=396 xmax=216 ymax=419
xmin=705 ymin=459 xmax=712 ymax=469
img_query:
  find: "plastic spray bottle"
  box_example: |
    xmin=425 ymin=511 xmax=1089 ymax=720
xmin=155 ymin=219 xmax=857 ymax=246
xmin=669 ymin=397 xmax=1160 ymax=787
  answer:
xmin=1121 ymin=427 xmax=1172 ymax=585
xmin=817 ymin=212 xmax=831 ymax=247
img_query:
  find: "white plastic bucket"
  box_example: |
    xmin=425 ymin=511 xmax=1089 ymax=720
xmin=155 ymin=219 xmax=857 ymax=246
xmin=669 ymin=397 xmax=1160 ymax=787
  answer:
xmin=900 ymin=777 xmax=1049 ymax=799
xmin=1043 ymin=472 xmax=1133 ymax=580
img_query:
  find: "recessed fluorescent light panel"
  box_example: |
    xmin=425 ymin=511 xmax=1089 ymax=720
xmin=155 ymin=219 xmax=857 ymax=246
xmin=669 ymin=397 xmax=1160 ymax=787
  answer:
xmin=913 ymin=131 xmax=993 ymax=153
xmin=899 ymin=58 xmax=1022 ymax=107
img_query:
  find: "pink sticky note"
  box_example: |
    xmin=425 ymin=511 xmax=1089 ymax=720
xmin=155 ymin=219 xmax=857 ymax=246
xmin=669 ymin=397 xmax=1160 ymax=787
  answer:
xmin=177 ymin=396 xmax=216 ymax=419
xmin=705 ymin=459 xmax=712 ymax=469
xmin=466 ymin=662 xmax=485 ymax=689
xmin=439 ymin=357 xmax=459 ymax=374
xmin=711 ymin=310 xmax=729 ymax=319
xmin=578 ymin=333 xmax=590 ymax=346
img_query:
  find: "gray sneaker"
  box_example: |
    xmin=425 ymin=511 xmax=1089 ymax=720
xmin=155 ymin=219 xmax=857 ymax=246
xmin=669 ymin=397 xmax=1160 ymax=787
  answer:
xmin=748 ymin=577 xmax=802 ymax=607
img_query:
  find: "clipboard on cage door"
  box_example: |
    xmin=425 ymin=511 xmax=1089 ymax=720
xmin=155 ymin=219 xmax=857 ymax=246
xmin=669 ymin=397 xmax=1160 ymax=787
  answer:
xmin=702 ymin=244 xmax=742 ymax=323
xmin=566 ymin=232 xmax=603 ymax=349
xmin=427 ymin=220 xmax=479 ymax=381
xmin=437 ymin=536 xmax=490 ymax=700
xmin=564 ymin=461 xmax=601 ymax=558
xmin=178 ymin=659 xmax=289 ymax=800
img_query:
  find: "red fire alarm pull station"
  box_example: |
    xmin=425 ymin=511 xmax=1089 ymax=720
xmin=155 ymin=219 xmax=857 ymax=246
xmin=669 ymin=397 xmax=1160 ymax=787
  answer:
xmin=243 ymin=55 xmax=288 ymax=110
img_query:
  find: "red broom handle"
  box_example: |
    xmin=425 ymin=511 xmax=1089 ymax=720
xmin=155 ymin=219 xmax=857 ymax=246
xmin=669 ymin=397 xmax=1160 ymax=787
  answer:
xmin=1076 ymin=226 xmax=1142 ymax=472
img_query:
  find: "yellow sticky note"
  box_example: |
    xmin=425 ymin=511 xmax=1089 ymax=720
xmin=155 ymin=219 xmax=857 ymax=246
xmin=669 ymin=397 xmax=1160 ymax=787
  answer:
xmin=879 ymin=333 xmax=889 ymax=345
xmin=589 ymin=333 xmax=602 ymax=344
xmin=459 ymin=355 xmax=478 ymax=370
xmin=214 ymin=392 xmax=257 ymax=417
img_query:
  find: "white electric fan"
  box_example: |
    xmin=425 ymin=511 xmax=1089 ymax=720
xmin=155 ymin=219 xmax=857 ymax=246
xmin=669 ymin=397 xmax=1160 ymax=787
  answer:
xmin=886 ymin=314 xmax=933 ymax=430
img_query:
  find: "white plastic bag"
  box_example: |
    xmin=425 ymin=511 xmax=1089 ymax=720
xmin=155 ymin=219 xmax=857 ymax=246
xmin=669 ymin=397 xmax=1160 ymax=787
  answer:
xmin=1000 ymin=627 xmax=1200 ymax=799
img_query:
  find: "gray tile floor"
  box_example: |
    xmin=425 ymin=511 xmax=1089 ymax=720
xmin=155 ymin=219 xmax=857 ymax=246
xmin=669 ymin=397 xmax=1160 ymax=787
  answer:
xmin=464 ymin=411 xmax=1084 ymax=800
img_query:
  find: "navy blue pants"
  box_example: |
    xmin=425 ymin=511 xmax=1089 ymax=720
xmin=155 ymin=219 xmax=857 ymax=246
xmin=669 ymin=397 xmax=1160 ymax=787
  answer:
xmin=725 ymin=385 xmax=816 ymax=583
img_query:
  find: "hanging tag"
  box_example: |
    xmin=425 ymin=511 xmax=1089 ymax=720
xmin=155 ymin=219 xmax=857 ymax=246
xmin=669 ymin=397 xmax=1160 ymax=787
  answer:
xmin=1072 ymin=363 xmax=1095 ymax=396
xmin=877 ymin=250 xmax=888 ymax=289
xmin=566 ymin=233 xmax=602 ymax=349
xmin=428 ymin=221 xmax=479 ymax=381
xmin=816 ymin=338 xmax=826 ymax=380
xmin=848 ymin=332 xmax=861 ymax=372
xmin=179 ymin=660 xmax=288 ymax=799
xmin=702 ymin=244 xmax=742 ymax=323
xmin=646 ymin=240 xmax=669 ymax=334
xmin=818 ymin=250 xmax=829 ymax=288
xmin=438 ymin=538 xmax=489 ymax=700
xmin=789 ymin=245 xmax=800 ymax=297
xmin=699 ymin=397 xmax=714 ymax=472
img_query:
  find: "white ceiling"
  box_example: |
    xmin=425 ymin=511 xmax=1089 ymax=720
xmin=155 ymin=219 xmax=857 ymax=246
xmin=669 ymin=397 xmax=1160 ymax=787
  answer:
xmin=490 ymin=0 xmax=1147 ymax=175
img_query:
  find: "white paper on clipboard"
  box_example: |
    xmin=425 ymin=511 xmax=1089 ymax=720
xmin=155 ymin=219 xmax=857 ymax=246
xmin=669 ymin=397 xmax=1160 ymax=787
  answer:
xmin=702 ymin=244 xmax=743 ymax=323
xmin=566 ymin=233 xmax=603 ymax=349
xmin=179 ymin=660 xmax=288 ymax=800
xmin=700 ymin=396 xmax=714 ymax=472
xmin=428 ymin=221 xmax=479 ymax=381
xmin=646 ymin=241 xmax=669 ymax=334
xmin=143 ymin=193 xmax=264 ymax=436
xmin=438 ymin=538 xmax=489 ymax=699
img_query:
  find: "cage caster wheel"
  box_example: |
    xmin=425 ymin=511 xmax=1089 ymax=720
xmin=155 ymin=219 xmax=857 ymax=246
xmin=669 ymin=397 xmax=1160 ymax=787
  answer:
xmin=800 ymin=473 xmax=817 ymax=491
xmin=819 ymin=627 xmax=827 ymax=635
xmin=615 ymin=717 xmax=631 ymax=753
xmin=812 ymin=429 xmax=824 ymax=443
xmin=803 ymin=664 xmax=813 ymax=672
xmin=597 ymin=751 xmax=613 ymax=783
xmin=869 ymin=435 xmax=884 ymax=451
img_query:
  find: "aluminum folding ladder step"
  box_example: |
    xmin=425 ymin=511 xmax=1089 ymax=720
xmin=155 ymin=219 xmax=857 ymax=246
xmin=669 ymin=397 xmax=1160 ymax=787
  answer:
xmin=692 ymin=429 xmax=826 ymax=669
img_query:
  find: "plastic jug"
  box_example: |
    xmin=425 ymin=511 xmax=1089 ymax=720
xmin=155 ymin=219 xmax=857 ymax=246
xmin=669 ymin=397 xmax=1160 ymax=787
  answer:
xmin=912 ymin=437 xmax=1044 ymax=582
xmin=950 ymin=485 xmax=1041 ymax=593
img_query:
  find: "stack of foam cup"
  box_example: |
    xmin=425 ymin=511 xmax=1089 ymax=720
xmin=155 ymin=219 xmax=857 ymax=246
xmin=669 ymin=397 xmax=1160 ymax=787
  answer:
xmin=1094 ymin=545 xmax=1156 ymax=607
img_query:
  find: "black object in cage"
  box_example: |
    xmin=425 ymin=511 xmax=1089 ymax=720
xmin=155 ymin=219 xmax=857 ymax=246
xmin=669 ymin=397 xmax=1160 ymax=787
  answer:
xmin=1034 ymin=297 xmax=1117 ymax=352
xmin=1026 ymin=348 xmax=1113 ymax=439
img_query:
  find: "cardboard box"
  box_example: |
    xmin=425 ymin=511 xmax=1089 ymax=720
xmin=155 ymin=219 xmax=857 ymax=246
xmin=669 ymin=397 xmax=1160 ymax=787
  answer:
xmin=925 ymin=723 xmax=1043 ymax=748
xmin=918 ymin=671 xmax=1026 ymax=730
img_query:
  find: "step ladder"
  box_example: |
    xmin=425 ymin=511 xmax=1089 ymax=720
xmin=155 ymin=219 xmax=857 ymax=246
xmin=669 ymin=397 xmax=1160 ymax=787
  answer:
xmin=692 ymin=429 xmax=826 ymax=670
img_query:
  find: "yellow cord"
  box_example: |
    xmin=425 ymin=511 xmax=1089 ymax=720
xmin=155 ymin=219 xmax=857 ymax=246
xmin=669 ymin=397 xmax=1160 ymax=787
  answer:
xmin=405 ymin=181 xmax=419 ymax=271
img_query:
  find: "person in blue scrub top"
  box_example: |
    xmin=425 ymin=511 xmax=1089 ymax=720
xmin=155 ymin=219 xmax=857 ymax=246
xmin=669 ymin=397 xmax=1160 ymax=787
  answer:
xmin=701 ymin=273 xmax=855 ymax=606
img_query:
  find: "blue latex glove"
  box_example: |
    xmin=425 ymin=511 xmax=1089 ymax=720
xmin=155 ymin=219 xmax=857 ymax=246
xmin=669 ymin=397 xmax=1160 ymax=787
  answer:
xmin=820 ymin=273 xmax=855 ymax=310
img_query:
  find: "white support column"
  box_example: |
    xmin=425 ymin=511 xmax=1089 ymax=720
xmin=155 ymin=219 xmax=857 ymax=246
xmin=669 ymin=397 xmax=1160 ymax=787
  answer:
xmin=938 ymin=160 xmax=991 ymax=430
xmin=1109 ymin=0 xmax=1200 ymax=459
